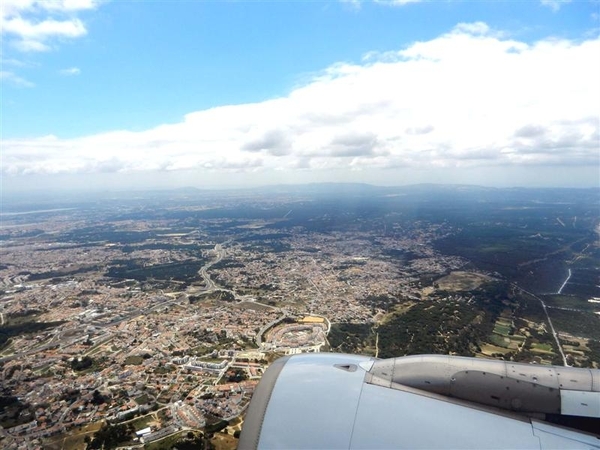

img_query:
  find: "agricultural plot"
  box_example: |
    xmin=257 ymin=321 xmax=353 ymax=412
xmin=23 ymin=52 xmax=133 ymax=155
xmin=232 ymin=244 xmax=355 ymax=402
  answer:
xmin=530 ymin=343 xmax=554 ymax=355
xmin=486 ymin=316 xmax=525 ymax=351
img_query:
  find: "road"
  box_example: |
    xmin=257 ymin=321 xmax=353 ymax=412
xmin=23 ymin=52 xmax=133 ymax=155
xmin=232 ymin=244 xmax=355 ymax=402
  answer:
xmin=514 ymin=284 xmax=568 ymax=366
xmin=198 ymin=242 xmax=228 ymax=291
xmin=557 ymin=268 xmax=572 ymax=294
xmin=540 ymin=298 xmax=568 ymax=366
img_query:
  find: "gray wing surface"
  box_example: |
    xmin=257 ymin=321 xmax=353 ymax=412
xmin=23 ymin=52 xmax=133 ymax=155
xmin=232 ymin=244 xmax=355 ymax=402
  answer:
xmin=239 ymin=353 xmax=600 ymax=450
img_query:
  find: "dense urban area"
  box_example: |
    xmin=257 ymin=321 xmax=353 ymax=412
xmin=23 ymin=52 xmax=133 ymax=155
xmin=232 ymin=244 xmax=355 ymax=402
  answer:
xmin=1 ymin=184 xmax=599 ymax=449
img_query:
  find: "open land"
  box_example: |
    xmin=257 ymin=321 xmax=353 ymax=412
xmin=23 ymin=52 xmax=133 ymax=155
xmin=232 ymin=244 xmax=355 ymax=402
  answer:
xmin=1 ymin=184 xmax=599 ymax=449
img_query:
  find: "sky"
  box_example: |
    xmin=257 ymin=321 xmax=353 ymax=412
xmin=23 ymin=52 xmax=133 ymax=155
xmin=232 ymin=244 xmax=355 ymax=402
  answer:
xmin=1 ymin=0 xmax=599 ymax=193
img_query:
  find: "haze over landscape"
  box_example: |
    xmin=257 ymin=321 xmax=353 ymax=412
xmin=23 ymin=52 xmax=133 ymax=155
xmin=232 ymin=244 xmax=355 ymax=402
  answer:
xmin=1 ymin=183 xmax=599 ymax=449
xmin=1 ymin=2 xmax=600 ymax=449
xmin=2 ymin=0 xmax=599 ymax=192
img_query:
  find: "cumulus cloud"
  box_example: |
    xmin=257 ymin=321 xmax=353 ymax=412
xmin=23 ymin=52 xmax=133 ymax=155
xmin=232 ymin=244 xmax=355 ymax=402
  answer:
xmin=241 ymin=129 xmax=292 ymax=156
xmin=540 ymin=0 xmax=571 ymax=11
xmin=2 ymin=22 xmax=599 ymax=184
xmin=514 ymin=124 xmax=547 ymax=139
xmin=1 ymin=0 xmax=99 ymax=52
xmin=59 ymin=67 xmax=81 ymax=76
xmin=322 ymin=132 xmax=382 ymax=157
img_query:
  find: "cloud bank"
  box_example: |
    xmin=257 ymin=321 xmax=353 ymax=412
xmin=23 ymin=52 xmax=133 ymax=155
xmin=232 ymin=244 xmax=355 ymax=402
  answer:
xmin=3 ymin=23 xmax=599 ymax=186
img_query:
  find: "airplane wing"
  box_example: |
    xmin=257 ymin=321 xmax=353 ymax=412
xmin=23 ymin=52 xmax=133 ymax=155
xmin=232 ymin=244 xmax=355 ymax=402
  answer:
xmin=238 ymin=353 xmax=600 ymax=449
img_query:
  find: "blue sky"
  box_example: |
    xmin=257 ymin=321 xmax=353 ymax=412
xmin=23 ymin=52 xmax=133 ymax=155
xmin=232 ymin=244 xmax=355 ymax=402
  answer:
xmin=2 ymin=0 xmax=599 ymax=192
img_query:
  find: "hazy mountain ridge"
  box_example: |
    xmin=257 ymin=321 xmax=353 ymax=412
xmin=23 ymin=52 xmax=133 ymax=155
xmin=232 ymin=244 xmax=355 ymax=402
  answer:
xmin=3 ymin=183 xmax=599 ymax=212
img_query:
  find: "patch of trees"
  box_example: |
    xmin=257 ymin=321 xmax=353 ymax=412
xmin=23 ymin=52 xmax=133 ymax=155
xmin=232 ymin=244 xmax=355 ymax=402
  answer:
xmin=26 ymin=265 xmax=99 ymax=281
xmin=0 ymin=395 xmax=28 ymax=428
xmin=226 ymin=368 xmax=248 ymax=382
xmin=214 ymin=290 xmax=236 ymax=302
xmin=62 ymin=228 xmax=156 ymax=244
xmin=106 ymin=259 xmax=204 ymax=283
xmin=328 ymin=323 xmax=374 ymax=354
xmin=191 ymin=290 xmax=235 ymax=302
xmin=88 ymin=423 xmax=132 ymax=449
xmin=8 ymin=309 xmax=43 ymax=320
xmin=382 ymin=249 xmax=420 ymax=264
xmin=60 ymin=389 xmax=80 ymax=403
xmin=205 ymin=418 xmax=229 ymax=434
xmin=361 ymin=294 xmax=398 ymax=311
xmin=188 ymin=328 xmax=219 ymax=343
xmin=78 ymin=289 xmax=99 ymax=296
xmin=376 ymin=282 xmax=510 ymax=358
xmin=0 ymin=395 xmax=19 ymax=408
xmin=0 ymin=319 xmax=65 ymax=350
xmin=258 ymin=283 xmax=277 ymax=291
xmin=121 ymin=242 xmax=205 ymax=253
xmin=188 ymin=295 xmax=203 ymax=304
xmin=377 ymin=301 xmax=478 ymax=357
xmin=170 ymin=432 xmax=208 ymax=450
xmin=4 ymin=365 xmax=19 ymax=381
xmin=210 ymin=259 xmax=245 ymax=270
xmin=91 ymin=389 xmax=108 ymax=405
xmin=585 ymin=339 xmax=600 ymax=366
xmin=71 ymin=356 xmax=93 ymax=371
xmin=548 ymin=309 xmax=600 ymax=341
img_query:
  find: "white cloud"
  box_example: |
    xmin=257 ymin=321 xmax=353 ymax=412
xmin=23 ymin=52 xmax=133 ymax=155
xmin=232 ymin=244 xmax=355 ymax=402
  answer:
xmin=3 ymin=16 xmax=87 ymax=39
xmin=540 ymin=0 xmax=571 ymax=11
xmin=0 ymin=70 xmax=35 ymax=87
xmin=373 ymin=0 xmax=426 ymax=5
xmin=339 ymin=0 xmax=362 ymax=9
xmin=341 ymin=0 xmax=425 ymax=9
xmin=453 ymin=22 xmax=492 ymax=36
xmin=44 ymin=0 xmax=101 ymax=12
xmin=1 ymin=0 xmax=100 ymax=52
xmin=1 ymin=58 xmax=36 ymax=68
xmin=2 ymin=23 xmax=599 ymax=187
xmin=59 ymin=66 xmax=81 ymax=75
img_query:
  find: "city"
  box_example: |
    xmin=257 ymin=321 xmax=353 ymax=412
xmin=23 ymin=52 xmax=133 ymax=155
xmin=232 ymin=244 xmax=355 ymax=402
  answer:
xmin=1 ymin=185 xmax=598 ymax=449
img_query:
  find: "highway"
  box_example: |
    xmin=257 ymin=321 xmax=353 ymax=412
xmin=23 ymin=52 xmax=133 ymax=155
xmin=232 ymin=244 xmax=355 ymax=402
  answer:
xmin=513 ymin=283 xmax=568 ymax=366
xmin=198 ymin=241 xmax=229 ymax=291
